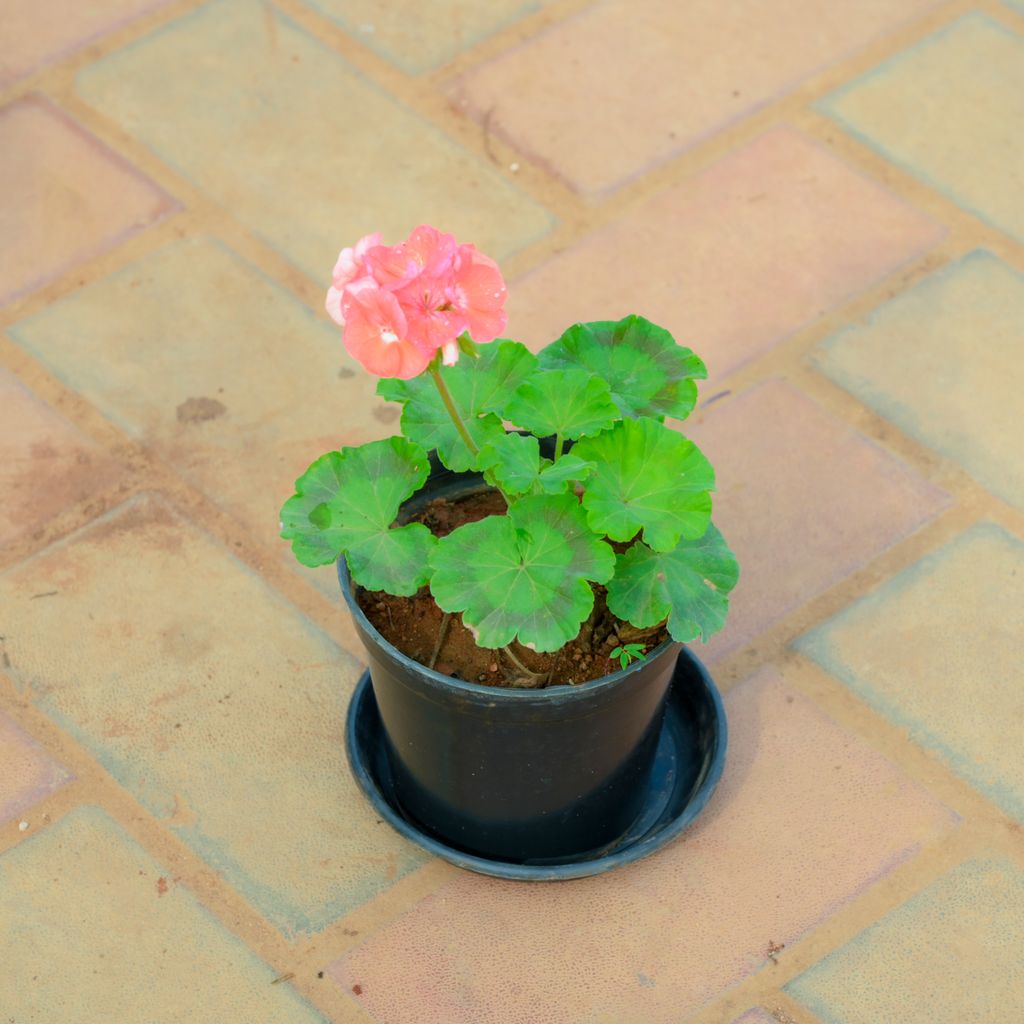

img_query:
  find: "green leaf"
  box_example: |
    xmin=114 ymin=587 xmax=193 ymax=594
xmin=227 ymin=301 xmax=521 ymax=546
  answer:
xmin=477 ymin=433 xmax=541 ymax=495
xmin=503 ymin=369 xmax=617 ymax=440
xmin=377 ymin=340 xmax=538 ymax=472
xmin=429 ymin=493 xmax=615 ymax=652
xmin=606 ymin=524 xmax=739 ymax=643
xmin=572 ymin=417 xmax=714 ymax=550
xmin=280 ymin=437 xmax=436 ymax=594
xmin=537 ymin=454 xmax=596 ymax=493
xmin=538 ymin=315 xmax=706 ymax=421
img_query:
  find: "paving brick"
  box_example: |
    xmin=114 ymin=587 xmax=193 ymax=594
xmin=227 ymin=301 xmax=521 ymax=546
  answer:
xmin=0 ymin=369 xmax=124 ymax=547
xmin=303 ymin=0 xmax=550 ymax=74
xmin=329 ymin=668 xmax=954 ymax=1024
xmin=0 ymin=711 xmax=72 ymax=826
xmin=683 ymin=379 xmax=948 ymax=661
xmin=0 ymin=496 xmax=426 ymax=936
xmin=75 ymin=0 xmax=553 ymax=281
xmin=787 ymin=858 xmax=1024 ymax=1024
xmin=450 ymin=0 xmax=941 ymax=196
xmin=0 ymin=95 xmax=175 ymax=306
xmin=508 ymin=129 xmax=942 ymax=381
xmin=9 ymin=236 xmax=384 ymax=594
xmin=0 ymin=0 xmax=172 ymax=85
xmin=0 ymin=806 xmax=327 ymax=1022
xmin=798 ymin=523 xmax=1024 ymax=822
xmin=819 ymin=15 xmax=1024 ymax=242
xmin=813 ymin=251 xmax=1024 ymax=511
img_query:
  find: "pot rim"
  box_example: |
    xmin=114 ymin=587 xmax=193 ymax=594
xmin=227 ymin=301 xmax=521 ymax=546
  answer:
xmin=337 ymin=557 xmax=681 ymax=702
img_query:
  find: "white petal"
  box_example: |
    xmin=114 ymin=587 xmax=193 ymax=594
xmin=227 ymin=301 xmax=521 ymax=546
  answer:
xmin=325 ymin=286 xmax=346 ymax=326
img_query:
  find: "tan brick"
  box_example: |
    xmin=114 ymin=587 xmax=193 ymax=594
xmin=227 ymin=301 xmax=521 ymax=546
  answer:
xmin=450 ymin=0 xmax=942 ymax=195
xmin=330 ymin=668 xmax=954 ymax=1024
xmin=0 ymin=95 xmax=175 ymax=305
xmin=0 ymin=497 xmax=426 ymax=936
xmin=0 ymin=807 xmax=327 ymax=1021
xmin=684 ymin=379 xmax=948 ymax=661
xmin=0 ymin=0 xmax=172 ymax=85
xmin=303 ymin=0 xmax=552 ymax=74
xmin=788 ymin=858 xmax=1024 ymax=1023
xmin=75 ymin=0 xmax=553 ymax=279
xmin=813 ymin=251 xmax=1024 ymax=510
xmin=820 ymin=15 xmax=1024 ymax=242
xmin=798 ymin=523 xmax=1024 ymax=821
xmin=508 ymin=129 xmax=942 ymax=382
xmin=0 ymin=369 xmax=124 ymax=546
xmin=10 ymin=237 xmax=386 ymax=594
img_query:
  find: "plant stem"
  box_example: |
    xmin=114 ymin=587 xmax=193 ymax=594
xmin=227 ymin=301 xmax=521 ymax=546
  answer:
xmin=429 ymin=613 xmax=452 ymax=670
xmin=429 ymin=366 xmax=478 ymax=457
xmin=428 ymin=362 xmax=516 ymax=507
xmin=500 ymin=644 xmax=546 ymax=688
xmin=554 ymin=433 xmax=564 ymax=461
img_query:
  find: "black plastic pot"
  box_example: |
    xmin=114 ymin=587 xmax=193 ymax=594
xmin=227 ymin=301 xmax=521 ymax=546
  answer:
xmin=339 ymin=447 xmax=684 ymax=862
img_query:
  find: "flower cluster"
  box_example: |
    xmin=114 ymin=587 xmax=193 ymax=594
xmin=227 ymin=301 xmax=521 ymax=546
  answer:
xmin=325 ymin=225 xmax=509 ymax=379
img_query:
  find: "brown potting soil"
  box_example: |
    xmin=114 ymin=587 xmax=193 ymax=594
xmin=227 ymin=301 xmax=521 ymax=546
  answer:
xmin=356 ymin=491 xmax=669 ymax=689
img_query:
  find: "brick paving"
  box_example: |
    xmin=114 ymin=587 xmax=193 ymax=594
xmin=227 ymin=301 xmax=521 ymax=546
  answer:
xmin=1 ymin=1 xmax=1022 ymax=1021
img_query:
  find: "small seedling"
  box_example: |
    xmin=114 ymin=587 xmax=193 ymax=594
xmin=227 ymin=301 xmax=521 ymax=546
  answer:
xmin=610 ymin=643 xmax=646 ymax=670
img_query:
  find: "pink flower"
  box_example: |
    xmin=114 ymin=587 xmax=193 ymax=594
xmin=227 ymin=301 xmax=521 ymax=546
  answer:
xmin=325 ymin=226 xmax=508 ymax=378
xmin=340 ymin=279 xmax=432 ymax=379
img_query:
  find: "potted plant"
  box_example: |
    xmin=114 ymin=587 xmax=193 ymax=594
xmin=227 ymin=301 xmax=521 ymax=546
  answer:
xmin=280 ymin=226 xmax=739 ymax=876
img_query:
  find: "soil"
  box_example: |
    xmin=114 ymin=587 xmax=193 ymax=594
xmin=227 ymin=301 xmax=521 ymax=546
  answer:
xmin=356 ymin=491 xmax=669 ymax=689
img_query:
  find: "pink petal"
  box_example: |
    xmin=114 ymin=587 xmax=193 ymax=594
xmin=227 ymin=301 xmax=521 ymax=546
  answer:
xmin=451 ymin=251 xmax=508 ymax=343
xmin=364 ymin=244 xmax=419 ymax=290
xmin=404 ymin=225 xmax=458 ymax=279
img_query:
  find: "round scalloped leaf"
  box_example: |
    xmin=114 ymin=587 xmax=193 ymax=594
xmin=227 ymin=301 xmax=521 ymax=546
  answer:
xmin=429 ymin=493 xmax=615 ymax=652
xmin=477 ymin=433 xmax=541 ymax=495
xmin=538 ymin=315 xmax=706 ymax=421
xmin=376 ymin=340 xmax=538 ymax=471
xmin=503 ymin=369 xmax=617 ymax=440
xmin=572 ymin=417 xmax=714 ymax=551
xmin=280 ymin=437 xmax=435 ymax=594
xmin=537 ymin=454 xmax=596 ymax=493
xmin=606 ymin=524 xmax=739 ymax=643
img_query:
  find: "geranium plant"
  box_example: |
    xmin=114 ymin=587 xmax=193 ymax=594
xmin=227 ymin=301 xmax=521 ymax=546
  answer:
xmin=281 ymin=226 xmax=739 ymax=663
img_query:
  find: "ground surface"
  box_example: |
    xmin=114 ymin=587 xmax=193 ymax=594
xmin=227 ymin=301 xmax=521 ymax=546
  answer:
xmin=2 ymin=1 xmax=1023 ymax=1021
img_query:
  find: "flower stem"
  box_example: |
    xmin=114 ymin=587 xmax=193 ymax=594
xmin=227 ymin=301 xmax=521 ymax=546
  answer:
xmin=428 ymin=360 xmax=515 ymax=508
xmin=429 ymin=366 xmax=478 ymax=457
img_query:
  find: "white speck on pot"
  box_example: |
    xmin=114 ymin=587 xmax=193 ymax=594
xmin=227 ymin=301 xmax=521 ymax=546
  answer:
xmin=509 ymin=162 xmax=520 ymax=173
xmin=18 ymin=821 xmax=29 ymax=832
